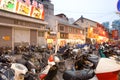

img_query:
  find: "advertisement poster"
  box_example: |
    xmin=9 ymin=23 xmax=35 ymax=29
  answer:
xmin=0 ymin=0 xmax=17 ymax=12
xmin=30 ymin=1 xmax=44 ymax=19
xmin=0 ymin=0 xmax=44 ymax=20
xmin=87 ymin=27 xmax=93 ymax=38
xmin=16 ymin=2 xmax=31 ymax=16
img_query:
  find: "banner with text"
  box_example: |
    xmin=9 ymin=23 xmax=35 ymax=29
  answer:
xmin=0 ymin=0 xmax=44 ymax=20
xmin=112 ymin=30 xmax=119 ymax=40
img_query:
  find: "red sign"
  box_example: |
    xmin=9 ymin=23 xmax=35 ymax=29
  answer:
xmin=96 ymin=23 xmax=109 ymax=38
xmin=112 ymin=30 xmax=119 ymax=40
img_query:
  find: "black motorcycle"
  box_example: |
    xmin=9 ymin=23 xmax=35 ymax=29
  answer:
xmin=0 ymin=55 xmax=15 ymax=80
xmin=63 ymin=51 xmax=99 ymax=80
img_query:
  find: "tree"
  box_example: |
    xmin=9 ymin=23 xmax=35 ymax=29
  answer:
xmin=102 ymin=22 xmax=110 ymax=29
xmin=112 ymin=19 xmax=120 ymax=30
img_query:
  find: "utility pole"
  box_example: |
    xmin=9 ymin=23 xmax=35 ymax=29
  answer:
xmin=54 ymin=21 xmax=58 ymax=55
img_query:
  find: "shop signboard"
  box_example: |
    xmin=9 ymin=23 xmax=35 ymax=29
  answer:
xmin=112 ymin=30 xmax=119 ymax=40
xmin=0 ymin=0 xmax=44 ymax=20
xmin=87 ymin=27 xmax=94 ymax=38
xmin=0 ymin=0 xmax=17 ymax=12
xmin=2 ymin=36 xmax=10 ymax=41
xmin=16 ymin=2 xmax=31 ymax=16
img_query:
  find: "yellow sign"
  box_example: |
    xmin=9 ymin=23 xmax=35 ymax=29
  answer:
xmin=2 ymin=36 xmax=10 ymax=41
xmin=87 ymin=27 xmax=93 ymax=38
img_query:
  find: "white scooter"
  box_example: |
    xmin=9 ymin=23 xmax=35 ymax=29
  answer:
xmin=11 ymin=63 xmax=28 ymax=80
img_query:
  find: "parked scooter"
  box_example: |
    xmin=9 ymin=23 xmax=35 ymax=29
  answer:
xmin=63 ymin=48 xmax=99 ymax=80
xmin=15 ymin=53 xmax=41 ymax=80
xmin=0 ymin=55 xmax=15 ymax=80
xmin=39 ymin=54 xmax=61 ymax=80
xmin=11 ymin=63 xmax=28 ymax=80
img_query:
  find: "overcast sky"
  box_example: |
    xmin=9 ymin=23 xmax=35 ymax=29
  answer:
xmin=51 ymin=0 xmax=120 ymax=25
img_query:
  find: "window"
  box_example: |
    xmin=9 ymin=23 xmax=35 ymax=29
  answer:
xmin=38 ymin=32 xmax=44 ymax=37
xmin=80 ymin=30 xmax=83 ymax=34
xmin=76 ymin=29 xmax=78 ymax=33
xmin=60 ymin=33 xmax=68 ymax=39
xmin=60 ymin=26 xmax=64 ymax=31
xmin=90 ymin=25 xmax=94 ymax=27
xmin=69 ymin=27 xmax=72 ymax=33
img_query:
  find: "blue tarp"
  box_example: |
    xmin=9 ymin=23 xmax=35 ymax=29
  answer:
xmin=76 ymin=44 xmax=89 ymax=49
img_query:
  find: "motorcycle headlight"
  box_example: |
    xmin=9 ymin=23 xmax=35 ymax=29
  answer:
xmin=19 ymin=74 xmax=24 ymax=80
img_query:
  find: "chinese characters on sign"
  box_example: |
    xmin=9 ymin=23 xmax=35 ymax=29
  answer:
xmin=0 ymin=0 xmax=44 ymax=20
xmin=112 ymin=30 xmax=119 ymax=40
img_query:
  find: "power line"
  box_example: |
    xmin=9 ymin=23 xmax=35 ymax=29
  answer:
xmin=54 ymin=9 xmax=115 ymax=15
xmin=54 ymin=9 xmax=118 ymax=20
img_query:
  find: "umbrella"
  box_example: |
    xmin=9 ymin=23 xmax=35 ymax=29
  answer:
xmin=95 ymin=58 xmax=120 ymax=80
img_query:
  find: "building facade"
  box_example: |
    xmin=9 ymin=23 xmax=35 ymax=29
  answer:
xmin=45 ymin=14 xmax=85 ymax=47
xmin=57 ymin=21 xmax=85 ymax=46
xmin=74 ymin=16 xmax=109 ymax=44
xmin=0 ymin=10 xmax=47 ymax=49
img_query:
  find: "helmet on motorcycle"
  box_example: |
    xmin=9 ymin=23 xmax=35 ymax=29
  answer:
xmin=41 ymin=45 xmax=46 ymax=49
xmin=54 ymin=56 xmax=60 ymax=63
xmin=4 ymin=55 xmax=12 ymax=63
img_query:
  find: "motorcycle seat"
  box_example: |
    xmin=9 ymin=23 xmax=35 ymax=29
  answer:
xmin=63 ymin=69 xmax=95 ymax=80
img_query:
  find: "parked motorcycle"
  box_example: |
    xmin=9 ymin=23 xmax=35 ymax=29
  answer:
xmin=63 ymin=48 xmax=99 ymax=80
xmin=11 ymin=63 xmax=28 ymax=80
xmin=39 ymin=54 xmax=61 ymax=80
xmin=15 ymin=52 xmax=41 ymax=80
xmin=0 ymin=55 xmax=15 ymax=80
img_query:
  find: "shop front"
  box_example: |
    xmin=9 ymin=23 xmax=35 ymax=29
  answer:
xmin=0 ymin=26 xmax=12 ymax=47
xmin=58 ymin=32 xmax=68 ymax=47
xmin=96 ymin=36 xmax=109 ymax=44
xmin=14 ymin=28 xmax=30 ymax=46
xmin=46 ymin=33 xmax=56 ymax=49
xmin=0 ymin=10 xmax=47 ymax=49
xmin=68 ymin=33 xmax=85 ymax=44
xmin=0 ymin=0 xmax=47 ymax=49
xmin=87 ymin=26 xmax=109 ymax=44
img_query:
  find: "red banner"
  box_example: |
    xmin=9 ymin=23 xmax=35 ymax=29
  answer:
xmin=112 ymin=30 xmax=119 ymax=40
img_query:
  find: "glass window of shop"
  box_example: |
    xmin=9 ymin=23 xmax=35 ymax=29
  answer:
xmin=60 ymin=33 xmax=68 ymax=39
xmin=38 ymin=31 xmax=44 ymax=37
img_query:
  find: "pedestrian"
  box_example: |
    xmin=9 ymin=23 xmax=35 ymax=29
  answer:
xmin=98 ymin=44 xmax=106 ymax=58
xmin=65 ymin=43 xmax=70 ymax=49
